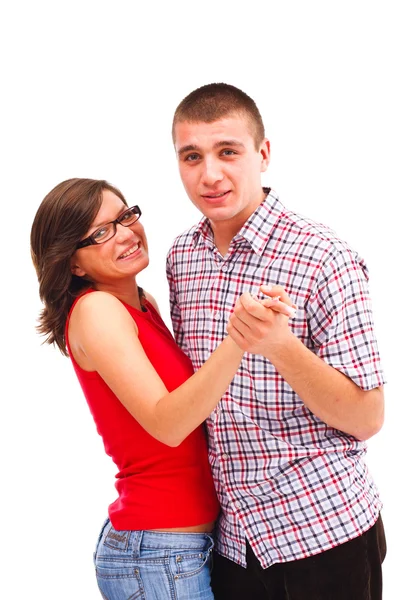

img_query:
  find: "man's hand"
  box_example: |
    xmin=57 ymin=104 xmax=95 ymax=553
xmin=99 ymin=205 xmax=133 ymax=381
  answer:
xmin=227 ymin=285 xmax=296 ymax=358
xmin=228 ymin=285 xmax=384 ymax=440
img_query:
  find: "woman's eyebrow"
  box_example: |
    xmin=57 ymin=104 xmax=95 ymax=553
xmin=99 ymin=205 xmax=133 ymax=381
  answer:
xmin=91 ymin=206 xmax=127 ymax=229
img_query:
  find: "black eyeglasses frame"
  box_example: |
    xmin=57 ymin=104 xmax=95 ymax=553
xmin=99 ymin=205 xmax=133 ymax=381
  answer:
xmin=76 ymin=205 xmax=142 ymax=249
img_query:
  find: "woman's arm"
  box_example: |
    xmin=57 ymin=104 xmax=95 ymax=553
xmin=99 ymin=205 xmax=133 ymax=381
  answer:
xmin=69 ymin=291 xmax=245 ymax=447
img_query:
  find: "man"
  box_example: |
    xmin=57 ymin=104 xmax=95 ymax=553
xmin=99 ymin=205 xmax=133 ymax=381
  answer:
xmin=166 ymin=83 xmax=386 ymax=599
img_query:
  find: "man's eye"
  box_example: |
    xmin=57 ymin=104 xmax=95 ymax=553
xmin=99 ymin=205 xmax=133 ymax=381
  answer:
xmin=185 ymin=153 xmax=200 ymax=162
xmin=221 ymin=149 xmax=236 ymax=156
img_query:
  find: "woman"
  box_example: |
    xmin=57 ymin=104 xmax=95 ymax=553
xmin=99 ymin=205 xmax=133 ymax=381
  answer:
xmin=30 ymin=178 xmax=293 ymax=600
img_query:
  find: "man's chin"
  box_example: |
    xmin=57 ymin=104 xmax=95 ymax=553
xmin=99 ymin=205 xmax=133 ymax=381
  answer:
xmin=203 ymin=208 xmax=238 ymax=223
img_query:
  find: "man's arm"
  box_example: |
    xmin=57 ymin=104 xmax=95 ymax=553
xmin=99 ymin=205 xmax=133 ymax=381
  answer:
xmin=228 ymin=292 xmax=384 ymax=440
xmin=228 ymin=247 xmax=386 ymax=442
xmin=265 ymin=326 xmax=384 ymax=441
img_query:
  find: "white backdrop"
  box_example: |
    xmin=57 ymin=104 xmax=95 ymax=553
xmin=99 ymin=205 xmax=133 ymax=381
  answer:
xmin=1 ymin=1 xmax=399 ymax=598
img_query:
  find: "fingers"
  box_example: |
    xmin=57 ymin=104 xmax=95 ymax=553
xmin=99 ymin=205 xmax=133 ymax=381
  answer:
xmin=226 ymin=320 xmax=248 ymax=351
xmin=228 ymin=287 xmax=295 ymax=355
xmin=235 ymin=291 xmax=295 ymax=321
xmin=227 ymin=312 xmax=250 ymax=339
xmin=260 ymin=284 xmax=297 ymax=308
xmin=236 ymin=293 xmax=271 ymax=322
xmin=231 ymin=286 xmax=297 ymax=333
xmin=228 ymin=309 xmax=262 ymax=353
xmin=259 ymin=285 xmax=297 ymax=317
xmin=258 ymin=297 xmax=296 ymax=318
xmin=231 ymin=295 xmax=277 ymax=338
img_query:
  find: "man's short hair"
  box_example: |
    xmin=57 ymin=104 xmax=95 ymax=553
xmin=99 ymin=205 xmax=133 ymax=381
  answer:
xmin=172 ymin=83 xmax=265 ymax=149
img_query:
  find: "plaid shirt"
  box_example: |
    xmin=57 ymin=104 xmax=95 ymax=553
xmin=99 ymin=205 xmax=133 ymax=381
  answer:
xmin=166 ymin=189 xmax=385 ymax=568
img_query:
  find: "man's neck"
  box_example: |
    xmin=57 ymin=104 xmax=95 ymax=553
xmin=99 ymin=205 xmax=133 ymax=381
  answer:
xmin=212 ymin=217 xmax=247 ymax=257
xmin=213 ymin=231 xmax=233 ymax=258
xmin=210 ymin=188 xmax=268 ymax=257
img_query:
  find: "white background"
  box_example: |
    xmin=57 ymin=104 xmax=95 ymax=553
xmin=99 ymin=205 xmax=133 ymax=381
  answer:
xmin=1 ymin=1 xmax=399 ymax=598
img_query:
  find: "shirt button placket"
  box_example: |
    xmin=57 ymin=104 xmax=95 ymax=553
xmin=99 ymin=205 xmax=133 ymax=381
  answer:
xmin=208 ymin=259 xmax=219 ymax=350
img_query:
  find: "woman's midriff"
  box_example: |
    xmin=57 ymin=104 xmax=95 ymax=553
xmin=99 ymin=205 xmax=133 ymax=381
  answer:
xmin=150 ymin=521 xmax=215 ymax=533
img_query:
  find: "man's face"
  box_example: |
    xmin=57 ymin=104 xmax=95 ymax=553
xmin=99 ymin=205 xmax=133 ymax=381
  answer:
xmin=174 ymin=114 xmax=270 ymax=229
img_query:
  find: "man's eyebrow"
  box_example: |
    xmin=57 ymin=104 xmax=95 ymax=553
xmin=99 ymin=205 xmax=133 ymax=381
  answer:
xmin=177 ymin=140 xmax=245 ymax=156
xmin=177 ymin=144 xmax=199 ymax=156
xmin=214 ymin=139 xmax=245 ymax=149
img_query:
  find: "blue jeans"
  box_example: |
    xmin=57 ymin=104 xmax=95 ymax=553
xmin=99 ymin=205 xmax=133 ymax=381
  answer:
xmin=94 ymin=519 xmax=215 ymax=599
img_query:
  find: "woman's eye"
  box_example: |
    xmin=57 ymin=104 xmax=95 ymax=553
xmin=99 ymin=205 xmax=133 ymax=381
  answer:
xmin=93 ymin=227 xmax=109 ymax=241
xmin=120 ymin=211 xmax=133 ymax=222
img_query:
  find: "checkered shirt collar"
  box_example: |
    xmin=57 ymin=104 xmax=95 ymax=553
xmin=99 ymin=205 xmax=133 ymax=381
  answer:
xmin=191 ymin=188 xmax=285 ymax=256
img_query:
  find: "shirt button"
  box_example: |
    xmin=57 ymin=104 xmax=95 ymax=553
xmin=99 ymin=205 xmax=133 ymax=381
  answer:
xmin=214 ymin=312 xmax=221 ymax=320
xmin=221 ymin=264 xmax=228 ymax=272
xmin=222 ymin=453 xmax=229 ymax=460
xmin=235 ymin=501 xmax=241 ymax=509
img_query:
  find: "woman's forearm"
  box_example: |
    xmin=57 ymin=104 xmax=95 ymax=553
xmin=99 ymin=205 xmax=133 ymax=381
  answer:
xmin=154 ymin=336 xmax=243 ymax=446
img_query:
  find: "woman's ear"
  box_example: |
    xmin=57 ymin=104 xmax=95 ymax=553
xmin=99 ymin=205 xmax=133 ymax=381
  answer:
xmin=70 ymin=254 xmax=86 ymax=277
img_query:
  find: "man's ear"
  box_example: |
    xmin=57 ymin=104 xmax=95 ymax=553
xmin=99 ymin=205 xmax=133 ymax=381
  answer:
xmin=260 ymin=138 xmax=270 ymax=173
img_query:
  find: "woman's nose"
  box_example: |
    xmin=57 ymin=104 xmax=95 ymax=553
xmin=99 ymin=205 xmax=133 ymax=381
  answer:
xmin=115 ymin=222 xmax=136 ymax=242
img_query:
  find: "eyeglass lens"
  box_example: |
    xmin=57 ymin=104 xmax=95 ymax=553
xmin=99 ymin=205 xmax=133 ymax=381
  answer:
xmin=92 ymin=208 xmax=139 ymax=244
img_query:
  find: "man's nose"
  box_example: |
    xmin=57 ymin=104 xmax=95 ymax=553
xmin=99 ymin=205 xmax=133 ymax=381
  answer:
xmin=201 ymin=157 xmax=223 ymax=186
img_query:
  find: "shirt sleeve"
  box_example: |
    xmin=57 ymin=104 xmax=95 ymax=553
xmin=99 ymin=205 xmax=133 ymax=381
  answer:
xmin=166 ymin=249 xmax=189 ymax=354
xmin=306 ymin=247 xmax=386 ymax=390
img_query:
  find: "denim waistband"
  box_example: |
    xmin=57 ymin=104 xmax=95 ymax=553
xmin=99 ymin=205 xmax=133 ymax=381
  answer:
xmin=102 ymin=521 xmax=214 ymax=557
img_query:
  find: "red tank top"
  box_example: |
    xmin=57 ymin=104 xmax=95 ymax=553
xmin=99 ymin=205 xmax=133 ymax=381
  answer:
xmin=65 ymin=291 xmax=219 ymax=530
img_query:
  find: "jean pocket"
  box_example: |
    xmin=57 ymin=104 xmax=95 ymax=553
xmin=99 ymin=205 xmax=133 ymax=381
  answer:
xmin=174 ymin=535 xmax=214 ymax=579
xmin=93 ymin=518 xmax=110 ymax=566
xmin=96 ymin=560 xmax=140 ymax=580
xmin=175 ymin=551 xmax=209 ymax=579
xmin=95 ymin=562 xmax=144 ymax=600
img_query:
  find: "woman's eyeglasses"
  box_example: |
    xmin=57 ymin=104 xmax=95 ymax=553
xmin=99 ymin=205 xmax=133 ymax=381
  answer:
xmin=76 ymin=206 xmax=141 ymax=249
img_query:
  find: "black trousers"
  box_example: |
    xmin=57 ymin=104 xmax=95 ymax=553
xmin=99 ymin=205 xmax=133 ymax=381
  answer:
xmin=211 ymin=515 xmax=386 ymax=600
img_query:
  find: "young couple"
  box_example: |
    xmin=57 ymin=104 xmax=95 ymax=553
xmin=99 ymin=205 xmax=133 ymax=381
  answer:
xmin=31 ymin=83 xmax=386 ymax=600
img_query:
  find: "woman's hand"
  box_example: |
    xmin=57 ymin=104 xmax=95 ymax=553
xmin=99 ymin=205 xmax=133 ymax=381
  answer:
xmin=256 ymin=284 xmax=297 ymax=317
xmin=226 ymin=285 xmax=296 ymax=359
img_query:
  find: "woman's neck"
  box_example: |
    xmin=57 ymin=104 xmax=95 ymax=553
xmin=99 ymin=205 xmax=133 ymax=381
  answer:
xmin=93 ymin=278 xmax=142 ymax=311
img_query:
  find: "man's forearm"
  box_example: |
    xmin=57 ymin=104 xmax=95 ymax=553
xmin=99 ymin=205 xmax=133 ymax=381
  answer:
xmin=268 ymin=332 xmax=384 ymax=440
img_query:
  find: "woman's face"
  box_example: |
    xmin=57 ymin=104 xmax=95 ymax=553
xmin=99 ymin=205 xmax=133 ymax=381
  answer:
xmin=71 ymin=190 xmax=149 ymax=285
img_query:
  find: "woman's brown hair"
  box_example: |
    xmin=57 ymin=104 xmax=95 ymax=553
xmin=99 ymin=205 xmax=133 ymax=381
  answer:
xmin=30 ymin=178 xmax=127 ymax=355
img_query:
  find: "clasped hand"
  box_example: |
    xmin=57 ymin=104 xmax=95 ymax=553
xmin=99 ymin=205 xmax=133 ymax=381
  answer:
xmin=227 ymin=285 xmax=296 ymax=358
